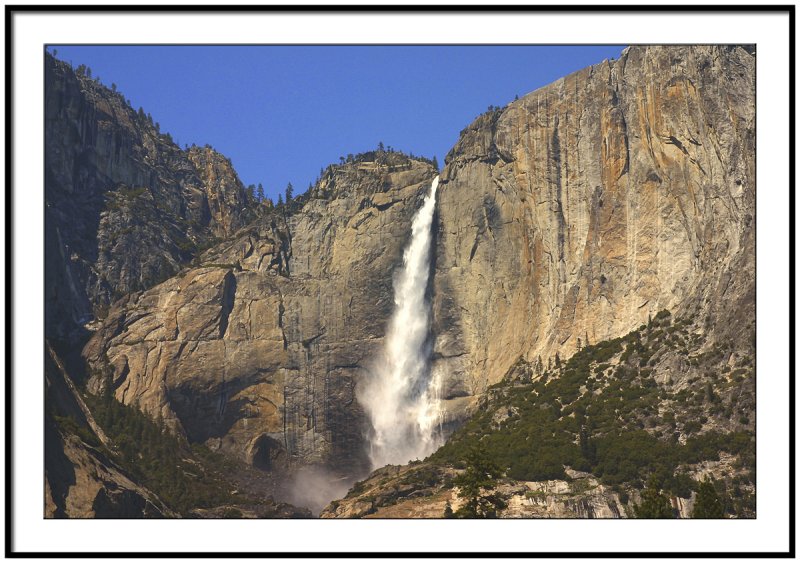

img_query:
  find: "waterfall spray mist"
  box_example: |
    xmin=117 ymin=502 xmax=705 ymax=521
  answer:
xmin=361 ymin=176 xmax=443 ymax=469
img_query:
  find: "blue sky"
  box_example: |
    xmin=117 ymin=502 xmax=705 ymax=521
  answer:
xmin=49 ymin=45 xmax=624 ymax=202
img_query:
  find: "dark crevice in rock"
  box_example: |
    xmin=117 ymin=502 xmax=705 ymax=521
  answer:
xmin=666 ymin=135 xmax=689 ymax=156
xmin=374 ymin=199 xmax=400 ymax=211
xmin=250 ymin=435 xmax=286 ymax=471
xmin=218 ymin=270 xmax=237 ymax=339
xmin=44 ymin=415 xmax=76 ymax=518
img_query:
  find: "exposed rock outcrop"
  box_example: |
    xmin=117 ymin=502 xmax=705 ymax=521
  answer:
xmin=319 ymin=463 xmax=697 ymax=519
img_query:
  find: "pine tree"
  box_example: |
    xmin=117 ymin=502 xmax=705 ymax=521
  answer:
xmin=443 ymin=501 xmax=454 ymax=518
xmin=579 ymin=426 xmax=597 ymax=464
xmin=453 ymin=446 xmax=507 ymax=518
xmin=277 ymin=193 xmax=283 ymax=206
xmin=704 ymin=382 xmax=718 ymax=404
xmin=432 ymin=155 xmax=439 ymax=170
xmin=692 ymin=477 xmax=725 ymax=518
xmin=256 ymin=183 xmax=264 ymax=201
xmin=285 ymin=182 xmax=294 ymax=203
xmin=634 ymin=475 xmax=674 ymax=518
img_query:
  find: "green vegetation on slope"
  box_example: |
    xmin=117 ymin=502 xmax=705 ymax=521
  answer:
xmin=429 ymin=310 xmax=755 ymax=516
xmin=692 ymin=477 xmax=726 ymax=518
xmin=70 ymin=390 xmax=253 ymax=515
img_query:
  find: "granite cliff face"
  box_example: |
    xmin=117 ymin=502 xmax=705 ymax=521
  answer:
xmin=45 ymin=54 xmax=253 ymax=341
xmin=431 ymin=45 xmax=754 ymax=414
xmin=83 ymin=154 xmax=438 ymax=476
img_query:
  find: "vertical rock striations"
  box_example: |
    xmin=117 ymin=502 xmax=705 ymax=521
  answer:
xmin=432 ymin=45 xmax=755 ymax=416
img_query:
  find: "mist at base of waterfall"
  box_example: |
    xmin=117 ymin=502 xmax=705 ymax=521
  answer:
xmin=284 ymin=466 xmax=356 ymax=516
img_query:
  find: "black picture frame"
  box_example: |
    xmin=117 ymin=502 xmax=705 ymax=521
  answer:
xmin=6 ymin=3 xmax=794 ymax=558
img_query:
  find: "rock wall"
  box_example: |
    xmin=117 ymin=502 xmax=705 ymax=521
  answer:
xmin=431 ymin=45 xmax=755 ymax=413
xmin=45 ymin=54 xmax=254 ymax=340
xmin=84 ymin=155 xmax=438 ymax=475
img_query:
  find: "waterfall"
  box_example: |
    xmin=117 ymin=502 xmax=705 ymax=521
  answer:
xmin=361 ymin=176 xmax=442 ymax=469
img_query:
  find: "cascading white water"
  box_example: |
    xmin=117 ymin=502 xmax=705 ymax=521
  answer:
xmin=361 ymin=176 xmax=443 ymax=469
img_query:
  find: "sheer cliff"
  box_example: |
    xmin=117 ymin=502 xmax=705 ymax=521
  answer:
xmin=431 ymin=45 xmax=754 ymax=415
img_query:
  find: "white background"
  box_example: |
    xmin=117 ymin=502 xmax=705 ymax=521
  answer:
xmin=3 ymin=2 xmax=792 ymax=557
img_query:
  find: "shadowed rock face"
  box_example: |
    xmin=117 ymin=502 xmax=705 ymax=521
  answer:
xmin=45 ymin=346 xmax=174 ymax=518
xmin=45 ymin=53 xmax=254 ymax=341
xmin=83 ymin=155 xmax=438 ymax=476
xmin=45 ymin=417 xmax=174 ymax=518
xmin=431 ymin=45 xmax=755 ymax=416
